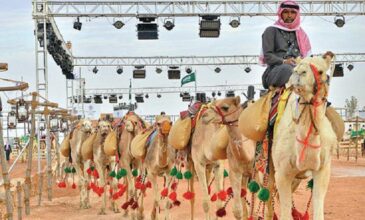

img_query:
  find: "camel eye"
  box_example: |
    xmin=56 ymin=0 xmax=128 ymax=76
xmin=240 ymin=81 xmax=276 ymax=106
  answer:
xmin=221 ymin=106 xmax=229 ymax=112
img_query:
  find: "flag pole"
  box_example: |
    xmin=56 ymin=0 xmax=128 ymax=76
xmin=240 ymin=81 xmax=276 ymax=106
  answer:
xmin=194 ymin=70 xmax=197 ymax=101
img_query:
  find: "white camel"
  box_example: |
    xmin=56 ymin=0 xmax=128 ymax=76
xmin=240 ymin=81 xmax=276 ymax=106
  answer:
xmin=272 ymin=52 xmax=337 ymax=220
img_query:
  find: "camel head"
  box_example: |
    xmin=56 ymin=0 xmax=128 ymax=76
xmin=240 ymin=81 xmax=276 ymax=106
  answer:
xmin=97 ymin=120 xmax=112 ymax=137
xmin=155 ymin=115 xmax=172 ymax=136
xmin=122 ymin=111 xmax=147 ymax=134
xmin=80 ymin=119 xmax=93 ymax=133
xmin=204 ymin=96 xmax=242 ymax=125
xmin=288 ymin=51 xmax=334 ymax=103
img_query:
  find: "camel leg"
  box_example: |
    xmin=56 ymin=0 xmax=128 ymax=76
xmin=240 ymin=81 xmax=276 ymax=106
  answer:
xmin=229 ymin=169 xmax=244 ymax=220
xmin=120 ymin=159 xmax=132 ymax=217
xmin=312 ymin=162 xmax=331 ymax=220
xmin=95 ymin=162 xmax=107 ymax=215
xmin=241 ymin=175 xmax=249 ymax=220
xmin=275 ymin=170 xmax=294 ymax=220
xmin=213 ymin=162 xmax=224 ymax=220
xmin=148 ymin=173 xmax=158 ymax=220
xmin=83 ymin=160 xmax=91 ymax=208
xmin=194 ymin=162 xmax=211 ymax=220
xmin=74 ymin=161 xmax=86 ymax=209
xmin=265 ymin=160 xmax=275 ymax=220
xmin=188 ymin=160 xmax=195 ymax=220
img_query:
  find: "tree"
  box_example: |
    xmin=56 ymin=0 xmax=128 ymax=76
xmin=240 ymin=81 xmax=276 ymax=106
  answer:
xmin=345 ymin=96 xmax=358 ymax=119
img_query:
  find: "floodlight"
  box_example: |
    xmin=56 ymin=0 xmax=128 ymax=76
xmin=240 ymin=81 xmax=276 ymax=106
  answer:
xmin=244 ymin=67 xmax=251 ymax=73
xmin=117 ymin=66 xmax=123 ymax=74
xmin=92 ymin=66 xmax=98 ymax=74
xmin=133 ymin=66 xmax=146 ymax=78
xmin=226 ymin=90 xmax=235 ymax=97
xmin=157 ymin=94 xmax=162 ymax=98
xmin=163 ymin=19 xmax=175 ymax=31
xmin=333 ymin=64 xmax=344 ymax=77
xmin=94 ymin=95 xmax=103 ymax=104
xmin=113 ymin=20 xmax=125 ymax=29
xmin=185 ymin=66 xmax=193 ymax=74
xmin=73 ymin=17 xmax=82 ymax=31
xmin=168 ymin=66 xmax=181 ymax=79
xmin=199 ymin=15 xmax=221 ymax=38
xmin=347 ymin=64 xmax=354 ymax=71
xmin=214 ymin=67 xmax=221 ymax=73
xmin=334 ymin=15 xmax=345 ymax=28
xmin=137 ymin=18 xmax=158 ymax=40
xmin=109 ymin=94 xmax=118 ymax=103
xmin=156 ymin=67 xmax=163 ymax=74
xmin=229 ymin=18 xmax=240 ymax=28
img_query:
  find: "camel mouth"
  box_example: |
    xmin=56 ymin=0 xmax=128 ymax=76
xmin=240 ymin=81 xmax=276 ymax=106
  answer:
xmin=101 ymin=132 xmax=108 ymax=137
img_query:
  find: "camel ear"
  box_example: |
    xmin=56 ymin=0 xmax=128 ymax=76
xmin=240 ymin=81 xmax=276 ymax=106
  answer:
xmin=322 ymin=51 xmax=334 ymax=69
xmin=235 ymin=96 xmax=241 ymax=106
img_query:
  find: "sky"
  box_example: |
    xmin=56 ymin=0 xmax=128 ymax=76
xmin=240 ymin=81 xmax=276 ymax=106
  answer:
xmin=1 ymin=1 xmax=365 ymax=118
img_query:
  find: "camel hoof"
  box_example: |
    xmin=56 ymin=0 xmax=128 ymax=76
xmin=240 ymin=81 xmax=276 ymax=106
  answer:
xmin=98 ymin=209 xmax=106 ymax=215
xmin=114 ymin=208 xmax=120 ymax=213
xmin=123 ymin=210 xmax=129 ymax=217
xmin=137 ymin=213 xmax=145 ymax=220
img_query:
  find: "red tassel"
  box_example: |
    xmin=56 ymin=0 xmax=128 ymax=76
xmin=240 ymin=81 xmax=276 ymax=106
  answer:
xmin=92 ymin=170 xmax=99 ymax=178
xmin=109 ymin=188 xmax=113 ymax=196
xmin=302 ymin=211 xmax=309 ymax=220
xmin=117 ymin=183 xmax=124 ymax=189
xmin=90 ymin=182 xmax=96 ymax=190
xmin=292 ymin=208 xmax=303 ymax=220
xmin=241 ymin=188 xmax=247 ymax=197
xmin=171 ymin=182 xmax=178 ymax=191
xmin=161 ymin=188 xmax=169 ymax=197
xmin=87 ymin=185 xmax=91 ymax=191
xmin=273 ymin=213 xmax=278 ymax=220
xmin=121 ymin=201 xmax=129 ymax=210
xmin=131 ymin=201 xmax=139 ymax=210
xmin=145 ymin=181 xmax=152 ymax=188
xmin=248 ymin=216 xmax=254 ymax=220
xmin=217 ymin=190 xmax=227 ymax=201
xmin=60 ymin=182 xmax=66 ymax=188
xmin=168 ymin=191 xmax=177 ymax=201
xmin=86 ymin=168 xmax=92 ymax=175
xmin=135 ymin=181 xmax=145 ymax=190
xmin=226 ymin=187 xmax=233 ymax=196
xmin=210 ymin=193 xmax=217 ymax=202
xmin=71 ymin=183 xmax=77 ymax=189
xmin=136 ymin=175 xmax=142 ymax=182
xmin=112 ymin=193 xmax=119 ymax=200
xmin=183 ymin=191 xmax=195 ymax=200
xmin=99 ymin=186 xmax=104 ymax=194
xmin=173 ymin=200 xmax=181 ymax=207
xmin=208 ymin=185 xmax=211 ymax=195
xmin=216 ymin=207 xmax=227 ymax=217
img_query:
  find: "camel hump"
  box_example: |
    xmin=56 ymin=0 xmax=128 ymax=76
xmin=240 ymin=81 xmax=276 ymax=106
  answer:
xmin=325 ymin=106 xmax=345 ymax=141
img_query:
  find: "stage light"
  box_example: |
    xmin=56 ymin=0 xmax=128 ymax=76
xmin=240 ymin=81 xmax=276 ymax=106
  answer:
xmin=163 ymin=19 xmax=175 ymax=31
xmin=333 ymin=64 xmax=344 ymax=77
xmin=118 ymin=95 xmax=123 ymax=99
xmin=135 ymin=94 xmax=144 ymax=103
xmin=217 ymin=91 xmax=222 ymax=96
xmin=145 ymin=94 xmax=149 ymax=99
xmin=109 ymin=94 xmax=118 ymax=103
xmin=113 ymin=20 xmax=125 ymax=29
xmin=229 ymin=18 xmax=240 ymax=28
xmin=156 ymin=67 xmax=162 ymax=74
xmin=185 ymin=66 xmax=193 ymax=74
xmin=244 ymin=67 xmax=251 ymax=73
xmin=212 ymin=91 xmax=216 ymax=97
xmin=92 ymin=66 xmax=98 ymax=74
xmin=347 ymin=64 xmax=354 ymax=71
xmin=214 ymin=67 xmax=221 ymax=73
xmin=94 ymin=95 xmax=103 ymax=104
xmin=334 ymin=15 xmax=345 ymax=28
xmin=137 ymin=17 xmax=158 ymax=40
xmin=226 ymin=90 xmax=235 ymax=97
xmin=117 ymin=66 xmax=123 ymax=74
xmin=247 ymin=85 xmax=255 ymax=100
xmin=182 ymin=92 xmax=191 ymax=102
xmin=133 ymin=65 xmax=146 ymax=78
xmin=168 ymin=66 xmax=181 ymax=79
xmin=73 ymin=17 xmax=82 ymax=31
xmin=199 ymin=15 xmax=221 ymax=38
xmin=157 ymin=94 xmax=162 ymax=98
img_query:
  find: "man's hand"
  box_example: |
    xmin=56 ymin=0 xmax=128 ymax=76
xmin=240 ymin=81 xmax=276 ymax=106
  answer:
xmin=283 ymin=57 xmax=296 ymax=65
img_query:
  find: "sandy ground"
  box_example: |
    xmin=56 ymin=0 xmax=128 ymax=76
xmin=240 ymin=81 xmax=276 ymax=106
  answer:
xmin=1 ymin=156 xmax=365 ymax=220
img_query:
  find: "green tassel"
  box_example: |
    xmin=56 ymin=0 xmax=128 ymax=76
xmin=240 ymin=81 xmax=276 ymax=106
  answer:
xmin=170 ymin=166 xmax=178 ymax=176
xmin=248 ymin=180 xmax=260 ymax=193
xmin=90 ymin=166 xmax=95 ymax=171
xmin=71 ymin=167 xmax=76 ymax=173
xmin=183 ymin=171 xmax=193 ymax=180
xmin=257 ymin=187 xmax=270 ymax=202
xmin=132 ymin=169 xmax=138 ymax=177
xmin=118 ymin=168 xmax=127 ymax=178
xmin=307 ymin=179 xmax=314 ymax=190
xmin=109 ymin=170 xmax=116 ymax=178
xmin=116 ymin=173 xmax=122 ymax=180
xmin=176 ymin=171 xmax=183 ymax=180
xmin=64 ymin=167 xmax=68 ymax=173
xmin=223 ymin=169 xmax=229 ymax=178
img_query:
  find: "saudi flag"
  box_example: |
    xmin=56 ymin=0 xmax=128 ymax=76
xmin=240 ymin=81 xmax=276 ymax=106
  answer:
xmin=181 ymin=73 xmax=196 ymax=86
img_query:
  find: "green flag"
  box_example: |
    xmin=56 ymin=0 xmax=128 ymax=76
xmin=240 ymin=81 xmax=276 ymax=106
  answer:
xmin=181 ymin=73 xmax=196 ymax=86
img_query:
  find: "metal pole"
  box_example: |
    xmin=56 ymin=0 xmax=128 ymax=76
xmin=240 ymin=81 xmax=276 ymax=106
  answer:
xmin=194 ymin=71 xmax=197 ymax=100
xmin=355 ymin=116 xmax=359 ymax=162
xmin=44 ymin=108 xmax=52 ymax=201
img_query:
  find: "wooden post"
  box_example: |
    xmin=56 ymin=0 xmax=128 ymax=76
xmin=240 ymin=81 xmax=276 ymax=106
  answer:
xmin=44 ymin=107 xmax=52 ymax=201
xmin=0 ymin=100 xmax=14 ymax=220
xmin=24 ymin=93 xmax=37 ymax=215
xmin=55 ymin=132 xmax=61 ymax=179
xmin=355 ymin=116 xmax=359 ymax=162
xmin=16 ymin=181 xmax=22 ymax=220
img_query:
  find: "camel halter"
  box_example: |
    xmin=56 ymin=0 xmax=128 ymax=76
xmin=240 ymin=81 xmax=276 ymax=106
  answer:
xmin=213 ymin=105 xmax=241 ymax=126
xmin=295 ymin=63 xmax=326 ymax=162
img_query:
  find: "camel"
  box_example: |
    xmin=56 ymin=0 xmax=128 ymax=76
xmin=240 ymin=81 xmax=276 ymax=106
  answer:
xmin=68 ymin=119 xmax=93 ymax=209
xmin=190 ymin=104 xmax=228 ymax=220
xmin=117 ymin=111 xmax=150 ymax=219
xmin=92 ymin=119 xmax=119 ymax=215
xmin=143 ymin=115 xmax=174 ymax=220
xmin=272 ymin=53 xmax=337 ymax=220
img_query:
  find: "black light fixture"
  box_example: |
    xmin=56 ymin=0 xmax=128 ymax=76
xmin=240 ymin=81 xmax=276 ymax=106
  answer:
xmin=116 ymin=66 xmax=123 ymax=74
xmin=133 ymin=65 xmax=146 ymax=78
xmin=84 ymin=96 xmax=92 ymax=103
xmin=217 ymin=91 xmax=222 ymax=96
xmin=16 ymin=99 xmax=29 ymax=123
xmin=155 ymin=67 xmax=162 ymax=74
xmin=334 ymin=15 xmax=345 ymax=28
xmin=135 ymin=94 xmax=144 ymax=103
xmin=145 ymin=94 xmax=149 ymax=99
xmin=109 ymin=94 xmax=118 ymax=103
xmin=163 ymin=18 xmax=175 ymax=31
xmin=92 ymin=66 xmax=98 ymax=74
xmin=113 ymin=20 xmax=125 ymax=29
xmin=226 ymin=90 xmax=235 ymax=97
xmin=73 ymin=17 xmax=82 ymax=31
xmin=7 ymin=111 xmax=17 ymax=129
xmin=247 ymin=85 xmax=255 ymax=100
xmin=214 ymin=67 xmax=221 ymax=73
xmin=157 ymin=94 xmax=162 ymax=98
xmin=229 ymin=17 xmax=240 ymax=28
xmin=94 ymin=95 xmax=103 ymax=104
xmin=185 ymin=66 xmax=193 ymax=74
xmin=244 ymin=66 xmax=252 ymax=73
xmin=103 ymin=95 xmax=108 ymax=100
xmin=182 ymin=92 xmax=191 ymax=102
xmin=196 ymin=93 xmax=207 ymax=103
xmin=347 ymin=63 xmax=354 ymax=71
xmin=137 ymin=17 xmax=158 ymax=40
xmin=333 ymin=63 xmax=344 ymax=77
xmin=212 ymin=91 xmax=216 ymax=97
xmin=168 ymin=66 xmax=181 ymax=79
xmin=199 ymin=15 xmax=221 ymax=38
xmin=118 ymin=95 xmax=123 ymax=100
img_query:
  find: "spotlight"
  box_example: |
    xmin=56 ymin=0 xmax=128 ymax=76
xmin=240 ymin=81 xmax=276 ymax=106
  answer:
xmin=217 ymin=91 xmax=221 ymax=96
xmin=92 ymin=66 xmax=98 ymax=74
xmin=185 ymin=66 xmax=193 ymax=74
xmin=334 ymin=15 xmax=345 ymax=28
xmin=333 ymin=64 xmax=344 ymax=77
xmin=247 ymin=85 xmax=255 ymax=100
xmin=118 ymin=95 xmax=123 ymax=99
xmin=145 ymin=94 xmax=149 ymax=99
xmin=113 ymin=20 xmax=125 ymax=29
xmin=229 ymin=18 xmax=240 ymax=28
xmin=212 ymin=91 xmax=216 ymax=97
xmin=137 ymin=17 xmax=158 ymax=40
xmin=94 ymin=95 xmax=103 ymax=104
xmin=133 ymin=65 xmax=146 ymax=78
xmin=199 ymin=15 xmax=221 ymax=38
xmin=214 ymin=67 xmax=221 ymax=73
xmin=347 ymin=64 xmax=354 ymax=71
xmin=163 ymin=19 xmax=175 ymax=31
xmin=156 ymin=67 xmax=162 ymax=74
xmin=226 ymin=90 xmax=235 ymax=97
xmin=135 ymin=94 xmax=144 ymax=103
xmin=103 ymin=95 xmax=108 ymax=100
xmin=73 ymin=17 xmax=82 ymax=31
xmin=116 ymin=66 xmax=123 ymax=74
xmin=244 ymin=67 xmax=251 ymax=73
xmin=157 ymin=94 xmax=162 ymax=98
xmin=182 ymin=92 xmax=191 ymax=102
xmin=168 ymin=66 xmax=181 ymax=79
xmin=109 ymin=94 xmax=118 ymax=103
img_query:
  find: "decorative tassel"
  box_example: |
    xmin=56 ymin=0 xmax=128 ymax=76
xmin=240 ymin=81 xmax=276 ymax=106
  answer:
xmin=92 ymin=169 xmax=99 ymax=179
xmin=71 ymin=183 xmax=77 ymax=189
xmin=302 ymin=211 xmax=309 ymax=220
xmin=248 ymin=180 xmax=260 ymax=193
xmin=176 ymin=171 xmax=183 ymax=180
xmin=131 ymin=201 xmax=139 ymax=210
xmin=273 ymin=213 xmax=278 ymax=220
xmin=183 ymin=191 xmax=195 ymax=200
xmin=307 ymin=179 xmax=314 ymax=190
xmin=145 ymin=181 xmax=152 ymax=188
xmin=223 ymin=169 xmax=229 ymax=178
xmin=217 ymin=190 xmax=227 ymax=201
xmin=132 ymin=169 xmax=138 ymax=177
xmin=109 ymin=170 xmax=116 ymax=178
xmin=121 ymin=201 xmax=130 ymax=210
xmin=216 ymin=207 xmax=227 ymax=217
xmin=183 ymin=171 xmax=193 ymax=180
xmin=173 ymin=200 xmax=181 ymax=207
xmin=257 ymin=187 xmax=270 ymax=202
xmin=292 ymin=207 xmax=303 ymax=220
xmin=226 ymin=187 xmax=233 ymax=196
xmin=171 ymin=182 xmax=178 ymax=191
xmin=241 ymin=188 xmax=247 ymax=197
xmin=161 ymin=187 xmax=169 ymax=197
xmin=168 ymin=191 xmax=177 ymax=201
xmin=248 ymin=216 xmax=254 ymax=220
xmin=210 ymin=193 xmax=217 ymax=202
xmin=86 ymin=167 xmax=92 ymax=175
xmin=170 ymin=166 xmax=178 ymax=176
